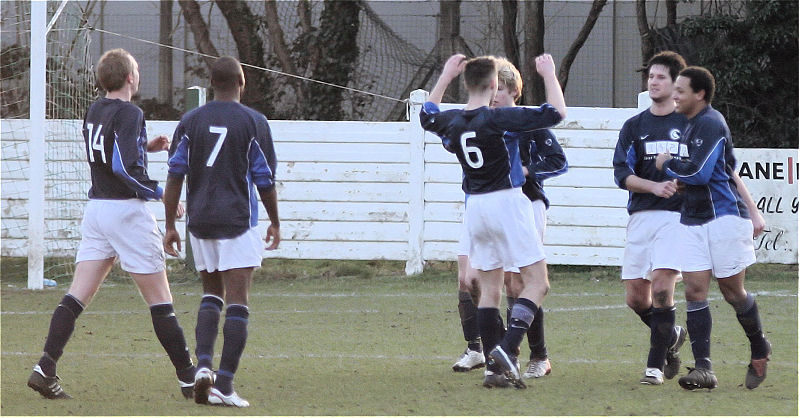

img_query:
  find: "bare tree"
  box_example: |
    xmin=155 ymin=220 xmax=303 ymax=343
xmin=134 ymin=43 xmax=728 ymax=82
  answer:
xmin=158 ymin=0 xmax=173 ymax=106
xmin=637 ymin=0 xmax=655 ymax=90
xmin=521 ymin=0 xmax=545 ymax=105
xmin=501 ymin=0 xmax=521 ymax=71
xmin=558 ymin=0 xmax=608 ymax=92
xmin=214 ymin=0 xmax=273 ymax=115
xmin=177 ymin=0 xmax=219 ymax=69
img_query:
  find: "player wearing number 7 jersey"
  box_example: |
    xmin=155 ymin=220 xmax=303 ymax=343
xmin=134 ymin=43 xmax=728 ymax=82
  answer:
xmin=163 ymin=56 xmax=279 ymax=408
xmin=420 ymin=53 xmax=565 ymax=389
xmin=27 ymin=49 xmax=196 ymax=401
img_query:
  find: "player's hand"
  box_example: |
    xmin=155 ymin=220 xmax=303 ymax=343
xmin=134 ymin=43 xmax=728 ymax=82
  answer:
xmin=147 ymin=135 xmax=170 ymax=152
xmin=163 ymin=228 xmax=182 ymax=257
xmin=176 ymin=202 xmax=185 ymax=219
xmin=265 ymin=224 xmax=281 ymax=250
xmin=535 ymin=54 xmax=556 ymax=78
xmin=442 ymin=54 xmax=467 ymax=80
xmin=655 ymin=152 xmax=672 ymax=170
xmin=651 ymin=180 xmax=678 ymax=198
xmin=750 ymin=210 xmax=766 ymax=238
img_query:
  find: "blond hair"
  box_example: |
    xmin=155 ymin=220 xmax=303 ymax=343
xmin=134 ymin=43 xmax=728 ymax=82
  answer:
xmin=496 ymin=57 xmax=522 ymax=103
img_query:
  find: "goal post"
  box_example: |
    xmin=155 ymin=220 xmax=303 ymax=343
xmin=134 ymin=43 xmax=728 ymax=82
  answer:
xmin=27 ymin=0 xmax=47 ymax=290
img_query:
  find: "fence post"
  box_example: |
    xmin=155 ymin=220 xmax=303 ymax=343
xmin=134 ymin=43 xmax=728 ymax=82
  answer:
xmin=405 ymin=89 xmax=429 ymax=275
xmin=181 ymin=86 xmax=206 ymax=272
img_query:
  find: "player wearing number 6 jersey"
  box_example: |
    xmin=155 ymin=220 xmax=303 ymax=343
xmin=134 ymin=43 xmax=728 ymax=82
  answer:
xmin=27 ymin=49 xmax=196 ymax=401
xmin=163 ymin=56 xmax=279 ymax=408
xmin=420 ymin=53 xmax=565 ymax=389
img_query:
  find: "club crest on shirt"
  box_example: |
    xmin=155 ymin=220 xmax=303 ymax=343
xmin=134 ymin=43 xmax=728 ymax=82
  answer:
xmin=693 ymin=137 xmax=704 ymax=147
xmin=669 ymin=129 xmax=681 ymax=140
xmin=544 ymin=138 xmax=552 ymax=146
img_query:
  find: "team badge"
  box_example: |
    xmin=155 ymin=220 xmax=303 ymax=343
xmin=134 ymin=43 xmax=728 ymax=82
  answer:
xmin=669 ymin=129 xmax=681 ymax=140
xmin=545 ymin=138 xmax=552 ymax=146
xmin=693 ymin=137 xmax=703 ymax=147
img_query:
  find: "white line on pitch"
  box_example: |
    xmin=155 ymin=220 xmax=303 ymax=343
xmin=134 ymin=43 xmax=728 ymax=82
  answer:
xmin=2 ymin=351 xmax=795 ymax=368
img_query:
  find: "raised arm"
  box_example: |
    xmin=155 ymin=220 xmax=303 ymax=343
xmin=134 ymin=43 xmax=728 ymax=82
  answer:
xmin=535 ymin=54 xmax=567 ymax=120
xmin=428 ymin=54 xmax=467 ymax=105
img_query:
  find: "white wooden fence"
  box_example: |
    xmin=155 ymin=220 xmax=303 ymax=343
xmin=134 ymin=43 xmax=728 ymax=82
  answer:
xmin=2 ymin=90 xmax=795 ymax=277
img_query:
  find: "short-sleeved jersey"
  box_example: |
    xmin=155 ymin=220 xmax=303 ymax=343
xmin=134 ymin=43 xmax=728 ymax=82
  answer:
xmin=420 ymin=102 xmax=562 ymax=195
xmin=613 ymin=109 xmax=687 ymax=214
xmin=662 ymin=105 xmax=749 ymax=225
xmin=168 ymin=101 xmax=277 ymax=239
xmin=82 ymin=98 xmax=162 ymax=201
xmin=517 ymin=129 xmax=568 ymax=207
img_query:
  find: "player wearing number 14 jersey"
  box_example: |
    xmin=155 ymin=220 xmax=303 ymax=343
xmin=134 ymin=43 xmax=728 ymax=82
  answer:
xmin=420 ymin=53 xmax=565 ymax=389
xmin=27 ymin=48 xmax=196 ymax=401
xmin=164 ymin=56 xmax=279 ymax=407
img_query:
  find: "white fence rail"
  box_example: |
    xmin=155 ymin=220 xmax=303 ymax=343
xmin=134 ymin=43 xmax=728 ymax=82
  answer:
xmin=2 ymin=91 xmax=796 ymax=277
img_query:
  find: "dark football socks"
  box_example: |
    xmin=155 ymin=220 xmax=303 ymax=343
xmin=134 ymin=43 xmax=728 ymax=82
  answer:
xmin=501 ymin=298 xmax=537 ymax=355
xmin=150 ymin=303 xmax=194 ymax=376
xmin=636 ymin=305 xmax=653 ymax=327
xmin=215 ymin=304 xmax=249 ymax=395
xmin=733 ymin=293 xmax=770 ymax=358
xmin=528 ymin=305 xmax=548 ymax=359
xmin=195 ymin=295 xmax=224 ymax=370
xmin=647 ymin=305 xmax=675 ymax=370
xmin=39 ymin=294 xmax=85 ymax=376
xmin=686 ymin=300 xmax=712 ymax=370
xmin=477 ymin=307 xmax=504 ymax=360
xmin=457 ymin=291 xmax=481 ymax=351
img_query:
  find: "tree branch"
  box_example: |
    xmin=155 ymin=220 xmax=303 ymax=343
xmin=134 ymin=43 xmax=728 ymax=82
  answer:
xmin=558 ymin=0 xmax=608 ymax=92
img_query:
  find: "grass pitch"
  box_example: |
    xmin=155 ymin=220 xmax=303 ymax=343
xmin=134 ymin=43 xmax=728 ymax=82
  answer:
xmin=1 ymin=260 xmax=797 ymax=416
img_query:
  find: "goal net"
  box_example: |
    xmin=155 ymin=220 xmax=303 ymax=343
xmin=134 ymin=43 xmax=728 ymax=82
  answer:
xmin=1 ymin=0 xmax=96 ymax=287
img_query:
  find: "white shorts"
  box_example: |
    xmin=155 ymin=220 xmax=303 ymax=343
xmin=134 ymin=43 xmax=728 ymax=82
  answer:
xmin=75 ymin=199 xmax=165 ymax=274
xmin=458 ymin=199 xmax=547 ymax=262
xmin=506 ymin=199 xmax=547 ymax=274
xmin=621 ymin=210 xmax=684 ymax=281
xmin=681 ymin=215 xmax=756 ymax=278
xmin=465 ymin=188 xmax=545 ymax=271
xmin=189 ymin=227 xmax=264 ymax=273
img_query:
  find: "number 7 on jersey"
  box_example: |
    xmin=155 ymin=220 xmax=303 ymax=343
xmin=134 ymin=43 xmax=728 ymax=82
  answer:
xmin=206 ymin=126 xmax=228 ymax=167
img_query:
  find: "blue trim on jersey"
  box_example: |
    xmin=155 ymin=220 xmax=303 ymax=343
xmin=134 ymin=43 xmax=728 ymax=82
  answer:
xmin=503 ymin=132 xmax=526 ymax=188
xmin=111 ymin=135 xmax=162 ymax=200
xmin=665 ymin=137 xmax=724 ymax=185
xmin=167 ymin=134 xmax=191 ymax=176
xmin=248 ymin=138 xmax=274 ymax=189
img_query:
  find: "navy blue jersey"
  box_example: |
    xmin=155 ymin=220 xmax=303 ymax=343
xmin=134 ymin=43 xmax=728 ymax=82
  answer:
xmin=420 ymin=102 xmax=562 ymax=195
xmin=168 ymin=101 xmax=276 ymax=239
xmin=517 ymin=129 xmax=568 ymax=207
xmin=663 ymin=105 xmax=749 ymax=225
xmin=613 ymin=109 xmax=687 ymax=214
xmin=82 ymin=98 xmax=162 ymax=200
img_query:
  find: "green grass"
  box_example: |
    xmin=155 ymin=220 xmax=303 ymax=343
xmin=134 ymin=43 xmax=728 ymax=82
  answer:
xmin=1 ymin=260 xmax=797 ymax=416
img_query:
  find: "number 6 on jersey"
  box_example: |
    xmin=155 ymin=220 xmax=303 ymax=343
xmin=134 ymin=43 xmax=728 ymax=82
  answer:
xmin=460 ymin=131 xmax=483 ymax=168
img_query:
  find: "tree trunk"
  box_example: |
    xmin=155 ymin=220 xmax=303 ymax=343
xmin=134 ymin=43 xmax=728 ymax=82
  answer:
xmin=501 ymin=0 xmax=520 ymax=71
xmin=523 ymin=0 xmax=545 ymax=105
xmin=305 ymin=0 xmax=361 ymax=120
xmin=296 ymin=0 xmax=319 ymax=78
xmin=214 ymin=0 xmax=273 ymax=115
xmin=438 ymin=0 xmax=462 ymax=102
xmin=158 ymin=0 xmax=173 ymax=105
xmin=558 ymin=0 xmax=608 ymax=93
xmin=177 ymin=0 xmax=219 ymax=69
xmin=263 ymin=0 xmax=302 ymax=99
xmin=666 ymin=0 xmax=678 ymax=26
xmin=636 ymin=0 xmax=654 ymax=91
